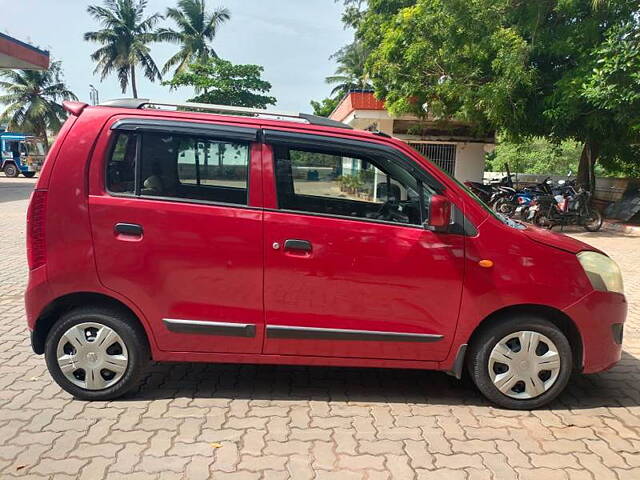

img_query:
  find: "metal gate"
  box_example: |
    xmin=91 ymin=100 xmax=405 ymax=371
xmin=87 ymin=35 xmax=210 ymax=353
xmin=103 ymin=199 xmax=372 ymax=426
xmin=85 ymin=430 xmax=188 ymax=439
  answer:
xmin=408 ymin=143 xmax=457 ymax=176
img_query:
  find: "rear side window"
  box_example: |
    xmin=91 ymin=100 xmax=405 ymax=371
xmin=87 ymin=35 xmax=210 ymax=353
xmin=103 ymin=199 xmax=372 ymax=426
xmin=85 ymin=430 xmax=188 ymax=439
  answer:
xmin=106 ymin=131 xmax=250 ymax=206
xmin=107 ymin=133 xmax=137 ymax=194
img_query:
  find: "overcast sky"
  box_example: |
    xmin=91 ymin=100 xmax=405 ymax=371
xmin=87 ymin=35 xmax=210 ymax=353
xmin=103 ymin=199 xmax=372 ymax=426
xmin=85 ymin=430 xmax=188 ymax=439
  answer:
xmin=0 ymin=0 xmax=352 ymax=112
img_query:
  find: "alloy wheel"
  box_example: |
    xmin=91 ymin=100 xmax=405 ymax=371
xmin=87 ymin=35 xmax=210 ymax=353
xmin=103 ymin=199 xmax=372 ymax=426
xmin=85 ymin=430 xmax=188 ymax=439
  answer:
xmin=488 ymin=330 xmax=561 ymax=399
xmin=56 ymin=322 xmax=129 ymax=390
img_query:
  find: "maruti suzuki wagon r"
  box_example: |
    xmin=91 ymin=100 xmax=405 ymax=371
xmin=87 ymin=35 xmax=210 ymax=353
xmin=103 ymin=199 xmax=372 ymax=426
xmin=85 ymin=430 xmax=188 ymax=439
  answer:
xmin=25 ymin=99 xmax=626 ymax=409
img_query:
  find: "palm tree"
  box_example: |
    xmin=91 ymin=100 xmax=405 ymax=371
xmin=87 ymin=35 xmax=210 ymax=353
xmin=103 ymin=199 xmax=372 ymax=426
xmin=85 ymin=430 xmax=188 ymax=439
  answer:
xmin=326 ymin=41 xmax=372 ymax=98
xmin=0 ymin=61 xmax=77 ymax=149
xmin=84 ymin=0 xmax=162 ymax=98
xmin=156 ymin=0 xmax=230 ymax=76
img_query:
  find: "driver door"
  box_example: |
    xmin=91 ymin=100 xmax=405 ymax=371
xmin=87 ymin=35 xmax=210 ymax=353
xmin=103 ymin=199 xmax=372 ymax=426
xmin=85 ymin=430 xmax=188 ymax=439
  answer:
xmin=261 ymin=133 xmax=465 ymax=362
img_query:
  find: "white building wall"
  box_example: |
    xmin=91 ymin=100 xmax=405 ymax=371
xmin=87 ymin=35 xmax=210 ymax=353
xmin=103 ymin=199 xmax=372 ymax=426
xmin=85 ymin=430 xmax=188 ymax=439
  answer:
xmin=341 ymin=113 xmax=493 ymax=183
xmin=454 ymin=143 xmax=491 ymax=183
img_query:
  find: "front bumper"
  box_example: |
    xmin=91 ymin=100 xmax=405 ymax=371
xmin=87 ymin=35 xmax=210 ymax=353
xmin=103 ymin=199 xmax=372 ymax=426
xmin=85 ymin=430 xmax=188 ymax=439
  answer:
xmin=563 ymin=290 xmax=627 ymax=373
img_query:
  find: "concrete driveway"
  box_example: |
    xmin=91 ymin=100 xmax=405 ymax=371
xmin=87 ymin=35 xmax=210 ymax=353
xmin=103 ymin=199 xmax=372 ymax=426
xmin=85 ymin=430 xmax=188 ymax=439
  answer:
xmin=1 ymin=177 xmax=639 ymax=479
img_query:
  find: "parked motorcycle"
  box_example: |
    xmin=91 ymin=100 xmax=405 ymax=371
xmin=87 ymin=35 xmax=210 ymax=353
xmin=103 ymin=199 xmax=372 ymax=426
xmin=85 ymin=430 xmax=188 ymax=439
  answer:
xmin=465 ymin=174 xmax=513 ymax=205
xmin=527 ymin=184 xmax=603 ymax=232
xmin=465 ymin=164 xmax=517 ymax=215
xmin=512 ymin=178 xmax=554 ymax=220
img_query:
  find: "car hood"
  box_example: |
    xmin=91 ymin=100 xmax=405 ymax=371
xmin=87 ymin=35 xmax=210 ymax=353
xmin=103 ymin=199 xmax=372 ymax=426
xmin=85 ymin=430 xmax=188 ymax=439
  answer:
xmin=522 ymin=225 xmax=600 ymax=254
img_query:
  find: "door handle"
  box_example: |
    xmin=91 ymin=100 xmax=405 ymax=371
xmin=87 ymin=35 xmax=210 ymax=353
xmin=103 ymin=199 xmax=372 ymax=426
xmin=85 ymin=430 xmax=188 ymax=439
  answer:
xmin=284 ymin=239 xmax=312 ymax=252
xmin=114 ymin=223 xmax=143 ymax=237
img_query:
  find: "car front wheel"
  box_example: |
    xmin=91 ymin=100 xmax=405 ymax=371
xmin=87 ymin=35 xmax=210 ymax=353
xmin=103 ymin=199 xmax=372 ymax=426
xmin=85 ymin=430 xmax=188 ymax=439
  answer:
xmin=44 ymin=306 xmax=149 ymax=400
xmin=468 ymin=317 xmax=573 ymax=409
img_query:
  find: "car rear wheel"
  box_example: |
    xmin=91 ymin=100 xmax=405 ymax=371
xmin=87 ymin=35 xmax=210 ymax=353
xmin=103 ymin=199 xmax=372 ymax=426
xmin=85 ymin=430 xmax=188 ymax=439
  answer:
xmin=22 ymin=172 xmax=36 ymax=178
xmin=467 ymin=317 xmax=572 ymax=409
xmin=3 ymin=163 xmax=19 ymax=178
xmin=44 ymin=306 xmax=149 ymax=400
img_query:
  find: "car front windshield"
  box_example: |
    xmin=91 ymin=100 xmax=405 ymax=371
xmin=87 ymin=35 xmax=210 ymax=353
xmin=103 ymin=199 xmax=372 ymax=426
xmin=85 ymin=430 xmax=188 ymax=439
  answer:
xmin=25 ymin=140 xmax=46 ymax=156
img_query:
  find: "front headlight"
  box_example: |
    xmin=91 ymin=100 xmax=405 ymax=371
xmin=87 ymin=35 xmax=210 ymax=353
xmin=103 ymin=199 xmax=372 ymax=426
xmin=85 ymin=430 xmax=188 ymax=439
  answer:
xmin=577 ymin=251 xmax=624 ymax=295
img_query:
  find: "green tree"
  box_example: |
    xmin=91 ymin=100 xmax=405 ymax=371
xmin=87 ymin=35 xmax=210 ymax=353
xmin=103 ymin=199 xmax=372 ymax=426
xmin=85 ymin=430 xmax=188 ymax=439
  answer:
xmin=156 ymin=0 xmax=230 ymax=76
xmin=84 ymin=0 xmax=163 ymax=98
xmin=0 ymin=61 xmax=77 ymax=148
xmin=310 ymin=97 xmax=341 ymax=117
xmin=355 ymin=0 xmax=640 ymax=188
xmin=164 ymin=58 xmax=276 ymax=108
xmin=485 ymin=137 xmax=582 ymax=176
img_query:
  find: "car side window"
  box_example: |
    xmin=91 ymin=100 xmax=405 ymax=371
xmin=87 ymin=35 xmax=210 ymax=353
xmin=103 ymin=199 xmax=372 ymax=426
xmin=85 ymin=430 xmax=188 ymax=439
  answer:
xmin=106 ymin=133 xmax=137 ymax=195
xmin=106 ymin=130 xmax=250 ymax=205
xmin=273 ymin=144 xmax=432 ymax=226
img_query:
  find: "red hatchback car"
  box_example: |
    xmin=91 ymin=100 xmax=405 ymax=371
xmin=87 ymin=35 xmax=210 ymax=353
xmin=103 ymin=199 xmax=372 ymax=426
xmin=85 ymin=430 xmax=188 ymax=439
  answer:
xmin=25 ymin=99 xmax=626 ymax=409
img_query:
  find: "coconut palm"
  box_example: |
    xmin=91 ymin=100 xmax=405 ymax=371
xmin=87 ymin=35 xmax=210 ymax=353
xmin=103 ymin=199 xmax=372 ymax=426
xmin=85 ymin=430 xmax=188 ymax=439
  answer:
xmin=156 ymin=0 xmax=230 ymax=76
xmin=326 ymin=41 xmax=372 ymax=98
xmin=0 ymin=61 xmax=77 ymax=148
xmin=84 ymin=0 xmax=162 ymax=98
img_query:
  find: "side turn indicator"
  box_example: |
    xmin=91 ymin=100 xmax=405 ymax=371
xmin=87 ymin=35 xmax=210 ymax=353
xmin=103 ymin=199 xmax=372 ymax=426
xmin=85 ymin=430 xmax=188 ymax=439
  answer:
xmin=478 ymin=259 xmax=494 ymax=268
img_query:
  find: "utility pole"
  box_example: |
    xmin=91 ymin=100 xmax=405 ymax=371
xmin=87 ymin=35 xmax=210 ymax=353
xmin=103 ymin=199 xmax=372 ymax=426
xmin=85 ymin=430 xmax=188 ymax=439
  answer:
xmin=89 ymin=85 xmax=99 ymax=106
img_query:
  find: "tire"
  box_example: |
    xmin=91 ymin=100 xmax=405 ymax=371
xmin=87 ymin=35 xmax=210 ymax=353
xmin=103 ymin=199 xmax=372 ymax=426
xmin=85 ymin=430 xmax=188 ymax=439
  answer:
xmin=493 ymin=198 xmax=516 ymax=217
xmin=3 ymin=163 xmax=19 ymax=178
xmin=583 ymin=210 xmax=603 ymax=232
xmin=467 ymin=317 xmax=573 ymax=409
xmin=44 ymin=306 xmax=149 ymax=401
xmin=22 ymin=172 xmax=36 ymax=178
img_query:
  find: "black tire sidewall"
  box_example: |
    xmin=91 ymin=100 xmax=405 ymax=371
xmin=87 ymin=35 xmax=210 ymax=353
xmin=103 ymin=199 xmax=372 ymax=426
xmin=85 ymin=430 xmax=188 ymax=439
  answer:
xmin=23 ymin=172 xmax=36 ymax=178
xmin=468 ymin=318 xmax=573 ymax=410
xmin=4 ymin=164 xmax=18 ymax=177
xmin=584 ymin=210 xmax=603 ymax=232
xmin=44 ymin=307 xmax=149 ymax=401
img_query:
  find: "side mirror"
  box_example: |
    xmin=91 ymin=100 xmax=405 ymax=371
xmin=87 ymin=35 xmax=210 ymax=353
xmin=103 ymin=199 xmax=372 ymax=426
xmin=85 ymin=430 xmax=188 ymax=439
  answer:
xmin=425 ymin=194 xmax=452 ymax=231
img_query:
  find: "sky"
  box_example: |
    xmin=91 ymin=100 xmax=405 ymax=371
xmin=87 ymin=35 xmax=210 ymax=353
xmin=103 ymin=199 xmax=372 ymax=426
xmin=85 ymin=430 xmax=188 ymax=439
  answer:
xmin=0 ymin=0 xmax=353 ymax=112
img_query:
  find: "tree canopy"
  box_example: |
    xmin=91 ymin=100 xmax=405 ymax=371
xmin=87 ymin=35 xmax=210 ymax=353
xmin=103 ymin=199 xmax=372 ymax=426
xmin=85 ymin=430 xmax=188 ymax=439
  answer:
xmin=486 ymin=137 xmax=582 ymax=176
xmin=156 ymin=0 xmax=231 ymax=76
xmin=352 ymin=0 xmax=640 ymax=184
xmin=164 ymin=58 xmax=276 ymax=108
xmin=0 ymin=61 xmax=77 ymax=147
xmin=85 ymin=0 xmax=163 ymax=98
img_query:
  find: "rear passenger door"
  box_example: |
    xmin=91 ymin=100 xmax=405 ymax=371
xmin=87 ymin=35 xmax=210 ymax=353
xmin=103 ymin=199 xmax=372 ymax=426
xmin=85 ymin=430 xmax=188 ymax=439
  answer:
xmin=89 ymin=118 xmax=264 ymax=354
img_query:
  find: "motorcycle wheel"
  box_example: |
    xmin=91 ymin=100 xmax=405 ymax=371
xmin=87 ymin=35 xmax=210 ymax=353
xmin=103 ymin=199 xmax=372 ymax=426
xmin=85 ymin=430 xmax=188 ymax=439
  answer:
xmin=534 ymin=212 xmax=554 ymax=229
xmin=494 ymin=198 xmax=516 ymax=217
xmin=583 ymin=210 xmax=603 ymax=232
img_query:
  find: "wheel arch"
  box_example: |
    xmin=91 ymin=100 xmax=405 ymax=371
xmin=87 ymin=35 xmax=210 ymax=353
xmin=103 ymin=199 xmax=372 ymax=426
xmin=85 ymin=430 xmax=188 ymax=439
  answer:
xmin=32 ymin=291 xmax=152 ymax=355
xmin=466 ymin=304 xmax=583 ymax=371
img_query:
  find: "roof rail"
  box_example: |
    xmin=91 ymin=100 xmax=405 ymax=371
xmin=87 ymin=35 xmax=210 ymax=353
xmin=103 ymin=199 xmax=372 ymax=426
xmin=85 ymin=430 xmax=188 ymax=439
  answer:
xmin=99 ymin=98 xmax=353 ymax=130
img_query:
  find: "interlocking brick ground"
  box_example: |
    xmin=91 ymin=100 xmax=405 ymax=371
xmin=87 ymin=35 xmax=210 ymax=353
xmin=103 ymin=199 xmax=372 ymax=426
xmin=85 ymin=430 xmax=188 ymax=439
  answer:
xmin=1 ymin=176 xmax=639 ymax=479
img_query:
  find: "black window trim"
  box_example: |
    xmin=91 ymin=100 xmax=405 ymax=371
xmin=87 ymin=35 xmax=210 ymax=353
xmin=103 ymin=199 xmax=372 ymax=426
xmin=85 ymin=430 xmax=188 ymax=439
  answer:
xmin=111 ymin=118 xmax=259 ymax=142
xmin=265 ymin=207 xmax=428 ymax=231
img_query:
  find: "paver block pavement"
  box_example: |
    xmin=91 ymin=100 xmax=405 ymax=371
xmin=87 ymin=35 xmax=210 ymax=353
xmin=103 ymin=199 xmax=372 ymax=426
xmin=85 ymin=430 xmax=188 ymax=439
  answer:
xmin=1 ymin=177 xmax=640 ymax=478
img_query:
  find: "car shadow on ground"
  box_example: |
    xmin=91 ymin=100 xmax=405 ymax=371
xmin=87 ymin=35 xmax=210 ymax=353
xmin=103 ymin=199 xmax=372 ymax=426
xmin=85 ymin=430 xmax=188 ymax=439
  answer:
xmin=120 ymin=350 xmax=640 ymax=410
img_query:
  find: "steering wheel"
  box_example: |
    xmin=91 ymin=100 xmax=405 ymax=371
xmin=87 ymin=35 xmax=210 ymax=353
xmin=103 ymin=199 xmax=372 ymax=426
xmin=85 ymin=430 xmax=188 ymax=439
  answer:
xmin=368 ymin=199 xmax=409 ymax=223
